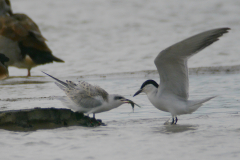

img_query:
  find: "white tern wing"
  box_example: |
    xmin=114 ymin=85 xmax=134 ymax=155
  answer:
xmin=154 ymin=28 xmax=230 ymax=99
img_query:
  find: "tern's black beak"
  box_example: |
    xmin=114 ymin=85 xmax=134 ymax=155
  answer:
xmin=133 ymin=89 xmax=142 ymax=97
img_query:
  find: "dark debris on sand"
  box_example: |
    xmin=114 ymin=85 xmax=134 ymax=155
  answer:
xmin=0 ymin=108 xmax=104 ymax=131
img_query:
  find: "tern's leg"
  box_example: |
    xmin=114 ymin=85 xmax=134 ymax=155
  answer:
xmin=171 ymin=116 xmax=178 ymax=125
xmin=171 ymin=117 xmax=175 ymax=125
xmin=175 ymin=117 xmax=178 ymax=124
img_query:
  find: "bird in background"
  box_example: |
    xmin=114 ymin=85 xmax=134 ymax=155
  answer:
xmin=0 ymin=53 xmax=9 ymax=80
xmin=0 ymin=0 xmax=64 ymax=76
xmin=134 ymin=28 xmax=230 ymax=124
xmin=42 ymin=72 xmax=141 ymax=119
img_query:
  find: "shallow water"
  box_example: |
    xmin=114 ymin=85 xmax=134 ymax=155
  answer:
xmin=1 ymin=73 xmax=240 ymax=160
xmin=1 ymin=0 xmax=240 ymax=160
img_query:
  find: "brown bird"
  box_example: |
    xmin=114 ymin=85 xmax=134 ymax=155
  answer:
xmin=0 ymin=53 xmax=9 ymax=80
xmin=0 ymin=0 xmax=64 ymax=76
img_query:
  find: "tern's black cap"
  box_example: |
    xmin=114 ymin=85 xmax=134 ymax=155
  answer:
xmin=140 ymin=79 xmax=159 ymax=89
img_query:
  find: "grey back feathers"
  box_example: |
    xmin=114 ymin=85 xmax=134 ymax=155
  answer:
xmin=55 ymin=80 xmax=109 ymax=109
xmin=42 ymin=72 xmax=109 ymax=109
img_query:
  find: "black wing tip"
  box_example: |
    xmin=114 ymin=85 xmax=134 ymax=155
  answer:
xmin=42 ymin=71 xmax=46 ymax=74
xmin=42 ymin=71 xmax=49 ymax=76
xmin=219 ymin=27 xmax=231 ymax=31
xmin=214 ymin=27 xmax=231 ymax=36
xmin=197 ymin=27 xmax=230 ymax=52
xmin=42 ymin=71 xmax=68 ymax=86
xmin=220 ymin=27 xmax=230 ymax=32
xmin=41 ymin=71 xmax=56 ymax=80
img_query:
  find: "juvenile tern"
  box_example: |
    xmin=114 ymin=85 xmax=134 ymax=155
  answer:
xmin=134 ymin=28 xmax=230 ymax=124
xmin=0 ymin=0 xmax=64 ymax=76
xmin=0 ymin=53 xmax=9 ymax=80
xmin=43 ymin=72 xmax=140 ymax=118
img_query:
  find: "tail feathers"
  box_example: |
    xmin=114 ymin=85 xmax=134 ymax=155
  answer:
xmin=29 ymin=51 xmax=64 ymax=64
xmin=42 ymin=71 xmax=68 ymax=87
xmin=42 ymin=72 xmax=78 ymax=94
xmin=187 ymin=96 xmax=216 ymax=113
xmin=19 ymin=42 xmax=64 ymax=64
xmin=55 ymin=96 xmax=80 ymax=112
xmin=51 ymin=55 xmax=64 ymax=62
xmin=55 ymin=82 xmax=67 ymax=91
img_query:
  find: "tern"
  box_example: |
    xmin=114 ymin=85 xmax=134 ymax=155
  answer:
xmin=0 ymin=0 xmax=64 ymax=76
xmin=0 ymin=53 xmax=9 ymax=80
xmin=134 ymin=28 xmax=230 ymax=124
xmin=43 ymin=72 xmax=140 ymax=118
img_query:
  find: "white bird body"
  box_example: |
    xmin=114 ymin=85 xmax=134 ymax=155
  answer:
xmin=43 ymin=72 xmax=140 ymax=118
xmin=149 ymin=89 xmax=214 ymax=116
xmin=57 ymin=94 xmax=126 ymax=115
xmin=134 ymin=28 xmax=230 ymax=124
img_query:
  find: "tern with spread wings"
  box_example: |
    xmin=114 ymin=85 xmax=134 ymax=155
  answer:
xmin=134 ymin=28 xmax=230 ymax=124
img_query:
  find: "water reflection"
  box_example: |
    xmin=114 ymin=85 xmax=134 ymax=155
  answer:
xmin=153 ymin=124 xmax=198 ymax=134
xmin=0 ymin=76 xmax=47 ymax=85
xmin=1 ymin=81 xmax=47 ymax=85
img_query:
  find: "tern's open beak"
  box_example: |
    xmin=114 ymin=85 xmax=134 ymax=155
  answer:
xmin=121 ymin=98 xmax=141 ymax=112
xmin=133 ymin=89 xmax=142 ymax=97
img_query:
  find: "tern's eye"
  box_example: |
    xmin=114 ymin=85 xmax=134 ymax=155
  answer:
xmin=114 ymin=96 xmax=123 ymax=100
